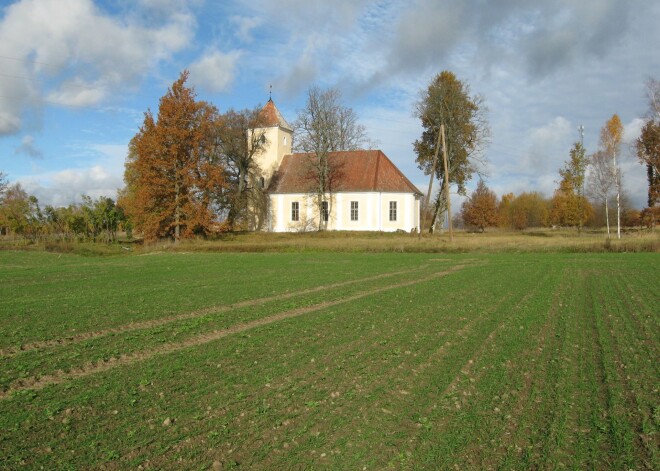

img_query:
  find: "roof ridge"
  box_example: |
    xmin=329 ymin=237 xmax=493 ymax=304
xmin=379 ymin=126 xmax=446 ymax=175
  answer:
xmin=270 ymin=149 xmax=422 ymax=195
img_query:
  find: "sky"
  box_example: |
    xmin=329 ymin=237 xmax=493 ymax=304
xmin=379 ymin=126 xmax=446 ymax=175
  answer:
xmin=1 ymin=0 xmax=659 ymax=211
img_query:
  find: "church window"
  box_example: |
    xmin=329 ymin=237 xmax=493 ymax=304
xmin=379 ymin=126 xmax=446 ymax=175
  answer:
xmin=291 ymin=202 xmax=299 ymax=221
xmin=321 ymin=201 xmax=329 ymax=222
xmin=260 ymin=177 xmax=265 ymax=189
xmin=389 ymin=201 xmax=397 ymax=221
xmin=350 ymin=201 xmax=359 ymax=221
xmin=283 ymin=136 xmax=287 ymax=145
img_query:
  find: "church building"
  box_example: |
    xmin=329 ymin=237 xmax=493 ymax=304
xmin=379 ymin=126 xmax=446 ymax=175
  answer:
xmin=252 ymin=99 xmax=422 ymax=232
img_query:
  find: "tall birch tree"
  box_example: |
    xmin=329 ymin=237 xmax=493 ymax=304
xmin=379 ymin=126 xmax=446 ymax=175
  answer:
xmin=599 ymin=114 xmax=624 ymax=239
xmin=588 ymin=150 xmax=616 ymax=238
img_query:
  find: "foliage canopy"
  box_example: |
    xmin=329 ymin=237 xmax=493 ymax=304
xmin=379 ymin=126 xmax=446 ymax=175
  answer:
xmin=460 ymin=180 xmax=499 ymax=232
xmin=120 ymin=71 xmax=226 ymax=242
xmin=414 ymin=71 xmax=489 ymax=231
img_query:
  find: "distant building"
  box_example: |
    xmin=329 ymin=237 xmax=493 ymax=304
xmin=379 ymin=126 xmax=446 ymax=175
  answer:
xmin=251 ymin=99 xmax=422 ymax=232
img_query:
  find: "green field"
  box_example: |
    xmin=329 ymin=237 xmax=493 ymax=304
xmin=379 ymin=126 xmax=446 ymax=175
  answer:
xmin=0 ymin=250 xmax=658 ymax=469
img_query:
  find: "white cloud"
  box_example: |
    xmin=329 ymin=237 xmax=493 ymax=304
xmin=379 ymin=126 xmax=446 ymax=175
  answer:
xmin=623 ymin=117 xmax=645 ymax=144
xmin=230 ymin=16 xmax=263 ymax=43
xmin=14 ymin=135 xmax=42 ymax=159
xmin=19 ymin=165 xmax=122 ymax=207
xmin=520 ymin=116 xmax=572 ymax=174
xmin=188 ymin=49 xmax=242 ymax=93
xmin=46 ymin=79 xmax=108 ymax=107
xmin=0 ymin=0 xmax=195 ymax=134
xmin=16 ymin=141 xmax=127 ymax=207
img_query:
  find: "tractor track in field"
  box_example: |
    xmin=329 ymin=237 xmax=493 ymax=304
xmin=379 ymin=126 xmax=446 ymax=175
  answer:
xmin=305 ymin=290 xmax=514 ymax=465
xmin=0 ymin=264 xmax=469 ymax=400
xmin=405 ymin=267 xmax=553 ymax=465
xmin=463 ymin=268 xmax=568 ymax=469
xmin=493 ymin=269 xmax=574 ymax=468
xmin=143 ymin=270 xmax=504 ymax=470
xmin=307 ymin=267 xmax=551 ymax=469
xmin=438 ymin=274 xmax=545 ymax=401
xmin=598 ymin=280 xmax=657 ymax=468
xmin=0 ymin=264 xmax=445 ymax=357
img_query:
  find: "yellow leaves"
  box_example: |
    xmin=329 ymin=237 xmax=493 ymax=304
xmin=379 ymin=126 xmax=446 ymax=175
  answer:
xmin=600 ymin=113 xmax=623 ymax=154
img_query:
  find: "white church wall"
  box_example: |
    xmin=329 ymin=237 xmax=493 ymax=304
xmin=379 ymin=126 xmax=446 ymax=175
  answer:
xmin=269 ymin=192 xmax=420 ymax=233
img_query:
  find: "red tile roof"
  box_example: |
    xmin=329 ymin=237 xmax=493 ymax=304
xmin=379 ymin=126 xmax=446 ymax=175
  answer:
xmin=268 ymin=150 xmax=422 ymax=195
xmin=258 ymin=99 xmax=292 ymax=131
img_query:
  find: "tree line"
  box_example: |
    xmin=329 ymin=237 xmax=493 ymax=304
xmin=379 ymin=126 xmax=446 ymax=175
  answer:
xmin=458 ymin=100 xmax=659 ymax=234
xmin=0 ymin=179 xmax=127 ymax=243
xmin=1 ymin=71 xmax=657 ymax=242
xmin=421 ymin=74 xmax=658 ymax=236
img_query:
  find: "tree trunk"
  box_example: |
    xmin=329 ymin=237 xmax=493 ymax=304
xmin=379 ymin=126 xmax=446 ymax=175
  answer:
xmin=317 ymin=191 xmax=323 ymax=231
xmin=428 ymin=190 xmax=443 ymax=234
xmin=605 ymin=198 xmax=610 ymax=239
xmin=578 ymin=190 xmax=583 ymax=236
xmin=613 ymin=150 xmax=621 ymax=239
xmin=174 ymin=178 xmax=181 ymax=242
xmin=316 ymin=154 xmax=329 ymax=231
xmin=616 ymin=188 xmax=621 ymax=239
xmin=440 ymin=124 xmax=453 ymax=242
xmin=238 ymin=165 xmax=247 ymax=230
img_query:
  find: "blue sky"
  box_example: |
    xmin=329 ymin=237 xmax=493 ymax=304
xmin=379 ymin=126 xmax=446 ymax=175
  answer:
xmin=1 ymin=0 xmax=659 ymax=210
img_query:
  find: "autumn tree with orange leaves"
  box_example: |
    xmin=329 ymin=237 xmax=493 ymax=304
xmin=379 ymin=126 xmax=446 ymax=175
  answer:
xmin=120 ymin=71 xmax=226 ymax=242
xmin=460 ymin=180 xmax=499 ymax=232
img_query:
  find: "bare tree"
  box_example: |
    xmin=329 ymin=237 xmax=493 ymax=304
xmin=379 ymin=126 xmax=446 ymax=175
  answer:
xmin=0 ymin=171 xmax=8 ymax=200
xmin=636 ymin=78 xmax=660 ymax=213
xmin=588 ymin=150 xmax=617 ymax=238
xmin=216 ymin=108 xmax=269 ymax=230
xmin=645 ymin=77 xmax=660 ymax=120
xmin=294 ymin=86 xmax=370 ymax=230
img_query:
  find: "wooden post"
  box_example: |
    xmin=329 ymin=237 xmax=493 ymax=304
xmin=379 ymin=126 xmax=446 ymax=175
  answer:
xmin=422 ymin=127 xmax=442 ymax=234
xmin=441 ymin=123 xmax=453 ymax=242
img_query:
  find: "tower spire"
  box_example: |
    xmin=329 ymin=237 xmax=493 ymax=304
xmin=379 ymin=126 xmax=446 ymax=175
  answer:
xmin=269 ymin=84 xmax=272 ymax=102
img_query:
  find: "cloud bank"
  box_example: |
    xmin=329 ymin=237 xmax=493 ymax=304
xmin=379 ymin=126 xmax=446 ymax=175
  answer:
xmin=0 ymin=0 xmax=194 ymax=135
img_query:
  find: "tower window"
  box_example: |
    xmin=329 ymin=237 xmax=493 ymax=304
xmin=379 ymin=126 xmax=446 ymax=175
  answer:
xmin=260 ymin=177 xmax=265 ymax=189
xmin=260 ymin=134 xmax=266 ymax=144
xmin=283 ymin=136 xmax=287 ymax=145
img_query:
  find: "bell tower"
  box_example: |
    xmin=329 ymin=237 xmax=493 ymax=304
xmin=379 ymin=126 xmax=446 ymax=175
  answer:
xmin=249 ymin=97 xmax=293 ymax=187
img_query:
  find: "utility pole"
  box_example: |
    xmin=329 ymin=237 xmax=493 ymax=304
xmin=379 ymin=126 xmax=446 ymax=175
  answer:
xmin=578 ymin=125 xmax=585 ymax=235
xmin=578 ymin=125 xmax=584 ymax=145
xmin=441 ymin=124 xmax=453 ymax=241
xmin=422 ymin=128 xmax=442 ymax=234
